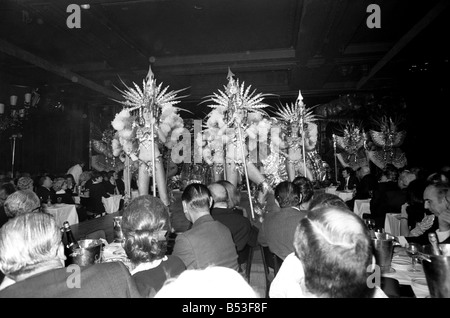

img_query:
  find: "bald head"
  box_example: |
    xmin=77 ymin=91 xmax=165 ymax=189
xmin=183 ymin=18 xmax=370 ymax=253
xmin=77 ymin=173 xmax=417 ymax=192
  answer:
xmin=208 ymin=183 xmax=229 ymax=208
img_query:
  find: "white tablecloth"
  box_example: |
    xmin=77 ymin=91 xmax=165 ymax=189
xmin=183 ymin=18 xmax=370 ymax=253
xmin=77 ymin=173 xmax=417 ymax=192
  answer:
xmin=354 ymin=199 xmax=371 ymax=218
xmin=385 ymin=213 xmax=401 ymax=236
xmin=325 ymin=187 xmax=354 ymax=202
xmin=102 ymin=195 xmax=122 ymax=214
xmin=44 ymin=204 xmax=79 ymax=228
xmin=382 ymin=248 xmax=429 ymax=297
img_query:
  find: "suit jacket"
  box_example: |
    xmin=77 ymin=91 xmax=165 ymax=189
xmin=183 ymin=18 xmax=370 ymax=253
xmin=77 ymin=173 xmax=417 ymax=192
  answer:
xmin=370 ymin=181 xmax=406 ymax=228
xmin=132 ymin=255 xmax=186 ymax=298
xmin=354 ymin=174 xmax=377 ymax=200
xmin=211 ymin=207 xmax=258 ymax=251
xmin=337 ymin=175 xmax=359 ymax=191
xmin=258 ymin=206 xmax=307 ymax=260
xmin=0 ymin=262 xmax=141 ymax=298
xmin=35 ymin=186 xmax=55 ymax=204
xmin=172 ymin=214 xmax=238 ymax=270
xmin=89 ymin=182 xmax=109 ymax=213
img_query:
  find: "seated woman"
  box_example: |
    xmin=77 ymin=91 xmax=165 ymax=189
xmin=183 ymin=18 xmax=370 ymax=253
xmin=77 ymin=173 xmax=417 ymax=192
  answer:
xmin=217 ymin=180 xmax=247 ymax=217
xmin=104 ymin=171 xmax=118 ymax=196
xmin=52 ymin=178 xmax=74 ymax=204
xmin=65 ymin=174 xmax=76 ymax=194
xmin=121 ymin=195 xmax=186 ymax=297
xmin=293 ymin=176 xmax=314 ymax=210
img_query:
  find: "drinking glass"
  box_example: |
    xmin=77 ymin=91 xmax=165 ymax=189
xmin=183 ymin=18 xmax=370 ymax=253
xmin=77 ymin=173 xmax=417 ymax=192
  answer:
xmin=406 ymin=243 xmax=421 ymax=272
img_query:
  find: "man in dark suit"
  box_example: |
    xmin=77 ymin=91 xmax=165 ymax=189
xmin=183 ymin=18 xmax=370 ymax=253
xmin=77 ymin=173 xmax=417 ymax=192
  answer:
xmin=346 ymin=166 xmax=377 ymax=210
xmin=172 ymin=183 xmax=238 ymax=270
xmin=371 ymin=170 xmax=415 ymax=229
xmin=337 ymin=167 xmax=358 ymax=191
xmin=258 ymin=181 xmax=307 ymax=260
xmin=208 ymin=183 xmax=258 ymax=252
xmin=0 ymin=212 xmax=141 ymax=297
xmin=88 ymin=171 xmax=109 ymax=214
xmin=35 ymin=176 xmax=55 ymax=204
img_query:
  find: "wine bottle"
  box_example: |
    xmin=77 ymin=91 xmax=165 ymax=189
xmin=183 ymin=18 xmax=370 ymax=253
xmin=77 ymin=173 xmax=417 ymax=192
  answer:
xmin=428 ymin=233 xmax=442 ymax=255
xmin=63 ymin=221 xmax=79 ymax=252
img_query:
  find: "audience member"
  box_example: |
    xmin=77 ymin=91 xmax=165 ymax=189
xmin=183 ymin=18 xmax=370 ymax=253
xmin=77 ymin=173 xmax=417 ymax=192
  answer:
xmin=121 ymin=195 xmax=186 ymax=297
xmin=370 ymin=167 xmax=411 ymax=228
xmin=35 ymin=176 xmax=55 ymax=204
xmin=337 ymin=167 xmax=358 ymax=191
xmin=52 ymin=178 xmax=74 ymax=204
xmin=17 ymin=177 xmax=34 ymax=191
xmin=398 ymin=179 xmax=436 ymax=237
xmin=0 ymin=183 xmax=16 ymax=228
xmin=88 ymin=171 xmax=109 ymax=214
xmin=0 ymin=183 xmax=15 ymax=207
xmin=270 ymin=206 xmax=387 ymax=298
xmin=216 ymin=180 xmax=247 ymax=217
xmin=104 ymin=171 xmax=118 ymax=195
xmin=292 ymin=176 xmax=314 ymax=210
xmin=65 ymin=174 xmax=76 ymax=193
xmin=115 ymin=170 xmax=125 ymax=196
xmin=0 ymin=212 xmax=141 ymax=297
xmin=172 ymin=183 xmax=238 ymax=270
xmin=155 ymin=266 xmax=258 ymax=298
xmin=258 ymin=181 xmax=307 ymax=260
xmin=208 ymin=182 xmax=258 ymax=253
xmin=67 ymin=160 xmax=85 ymax=185
xmin=4 ymin=190 xmax=41 ymax=219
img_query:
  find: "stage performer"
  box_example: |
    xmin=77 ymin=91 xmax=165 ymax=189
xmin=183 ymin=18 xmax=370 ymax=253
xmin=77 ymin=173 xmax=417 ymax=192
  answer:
xmin=197 ymin=69 xmax=272 ymax=218
xmin=367 ymin=116 xmax=407 ymax=170
xmin=111 ymin=66 xmax=187 ymax=206
xmin=334 ymin=122 xmax=369 ymax=171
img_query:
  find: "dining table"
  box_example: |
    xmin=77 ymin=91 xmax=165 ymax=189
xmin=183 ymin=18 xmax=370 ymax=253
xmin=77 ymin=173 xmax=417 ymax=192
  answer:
xmin=382 ymin=246 xmax=430 ymax=298
xmin=325 ymin=186 xmax=354 ymax=202
xmin=354 ymin=199 xmax=371 ymax=218
xmin=44 ymin=203 xmax=79 ymax=228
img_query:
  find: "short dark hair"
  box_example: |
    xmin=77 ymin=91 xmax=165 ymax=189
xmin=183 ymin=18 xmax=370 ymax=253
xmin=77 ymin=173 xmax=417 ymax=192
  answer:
xmin=293 ymin=176 xmax=314 ymax=203
xmin=1 ymin=183 xmax=16 ymax=196
xmin=91 ymin=171 xmax=101 ymax=180
xmin=308 ymin=193 xmax=348 ymax=211
xmin=121 ymin=195 xmax=170 ymax=264
xmin=294 ymin=206 xmax=373 ymax=298
xmin=274 ymin=181 xmax=300 ymax=208
xmin=181 ymin=183 xmax=211 ymax=212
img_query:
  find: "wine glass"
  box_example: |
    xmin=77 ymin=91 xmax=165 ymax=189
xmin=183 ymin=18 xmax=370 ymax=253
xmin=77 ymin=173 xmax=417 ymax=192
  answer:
xmin=406 ymin=243 xmax=421 ymax=272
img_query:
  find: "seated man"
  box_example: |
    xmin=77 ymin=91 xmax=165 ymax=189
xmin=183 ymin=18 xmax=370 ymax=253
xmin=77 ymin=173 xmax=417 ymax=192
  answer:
xmin=0 ymin=212 xmax=141 ymax=297
xmin=258 ymin=181 xmax=307 ymax=260
xmin=398 ymin=182 xmax=450 ymax=246
xmin=337 ymin=167 xmax=358 ymax=191
xmin=208 ymin=182 xmax=258 ymax=253
xmin=270 ymin=206 xmax=387 ymax=298
xmin=346 ymin=166 xmax=377 ymax=211
xmin=172 ymin=183 xmax=239 ymax=271
xmin=87 ymin=171 xmax=109 ymax=214
xmin=35 ymin=176 xmax=55 ymax=204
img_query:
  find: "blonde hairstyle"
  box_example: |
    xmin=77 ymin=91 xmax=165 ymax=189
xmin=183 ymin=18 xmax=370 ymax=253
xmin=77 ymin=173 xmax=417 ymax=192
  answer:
xmin=4 ymin=190 xmax=40 ymax=218
xmin=155 ymin=266 xmax=259 ymax=298
xmin=17 ymin=177 xmax=34 ymax=191
xmin=0 ymin=212 xmax=61 ymax=279
xmin=52 ymin=177 xmax=67 ymax=192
